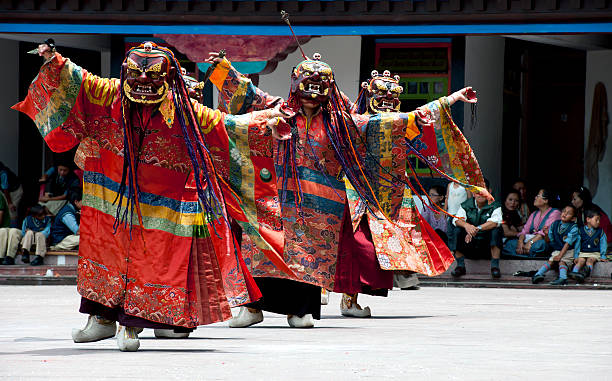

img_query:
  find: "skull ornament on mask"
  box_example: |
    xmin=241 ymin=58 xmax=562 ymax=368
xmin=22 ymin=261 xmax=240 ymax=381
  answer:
xmin=290 ymin=53 xmax=334 ymax=108
xmin=122 ymin=43 xmax=176 ymax=105
xmin=362 ymin=70 xmax=403 ymax=114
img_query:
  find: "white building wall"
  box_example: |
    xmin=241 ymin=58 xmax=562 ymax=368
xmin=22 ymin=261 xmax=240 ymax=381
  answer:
xmin=258 ymin=36 xmax=362 ymax=102
xmin=585 ymin=50 xmax=612 ymax=216
xmin=463 ymin=36 xmax=506 ymax=197
xmin=0 ymin=39 xmax=20 ymax=174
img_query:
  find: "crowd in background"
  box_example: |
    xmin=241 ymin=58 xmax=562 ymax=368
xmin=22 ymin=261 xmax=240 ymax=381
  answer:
xmin=419 ymin=179 xmax=611 ymax=284
xmin=0 ymin=161 xmax=82 ymax=266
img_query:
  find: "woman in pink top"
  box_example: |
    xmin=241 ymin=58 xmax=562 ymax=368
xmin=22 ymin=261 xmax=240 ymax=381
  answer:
xmin=502 ymin=188 xmax=561 ymax=258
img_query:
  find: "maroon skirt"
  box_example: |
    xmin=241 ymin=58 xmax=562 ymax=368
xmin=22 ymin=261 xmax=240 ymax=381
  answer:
xmin=333 ymin=203 xmax=393 ymax=296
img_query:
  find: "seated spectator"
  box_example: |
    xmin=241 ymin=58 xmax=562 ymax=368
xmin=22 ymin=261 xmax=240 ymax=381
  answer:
xmin=571 ymin=187 xmax=612 ymax=246
xmin=450 ymin=179 xmax=503 ymax=278
xmin=0 ymin=194 xmax=20 ymax=265
xmin=20 ymin=205 xmax=52 ymax=266
xmin=446 ymin=181 xmax=472 ymax=252
xmin=512 ymin=179 xmax=530 ymax=224
xmin=49 ymin=195 xmax=81 ymax=251
xmin=501 ymin=190 xmax=524 ymax=243
xmin=569 ymin=208 xmax=608 ymax=283
xmin=39 ymin=164 xmax=80 ymax=215
xmin=0 ymin=161 xmax=23 ymax=227
xmin=502 ymin=188 xmax=561 ymax=258
xmin=531 ymin=205 xmax=578 ymax=285
xmin=421 ymin=185 xmax=448 ymax=243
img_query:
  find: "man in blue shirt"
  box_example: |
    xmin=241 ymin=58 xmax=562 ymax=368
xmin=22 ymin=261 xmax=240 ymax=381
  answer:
xmin=49 ymin=196 xmax=81 ymax=251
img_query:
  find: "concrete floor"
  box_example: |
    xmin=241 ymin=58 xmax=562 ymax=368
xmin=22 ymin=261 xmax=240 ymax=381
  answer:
xmin=0 ymin=286 xmax=611 ymax=380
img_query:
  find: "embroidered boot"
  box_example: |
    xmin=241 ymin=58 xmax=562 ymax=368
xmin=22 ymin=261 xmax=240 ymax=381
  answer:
xmin=72 ymin=315 xmax=117 ymax=343
xmin=116 ymin=325 xmax=140 ymax=352
xmin=320 ymin=288 xmax=329 ymax=305
xmin=287 ymin=314 xmax=315 ymax=328
xmin=340 ymin=293 xmax=371 ymax=318
xmin=154 ymin=329 xmax=190 ymax=339
xmin=228 ymin=307 xmax=264 ymax=328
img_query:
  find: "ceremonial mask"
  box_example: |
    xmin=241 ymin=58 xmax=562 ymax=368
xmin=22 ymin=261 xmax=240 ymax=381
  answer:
xmin=290 ymin=53 xmax=334 ymax=107
xmin=122 ymin=42 xmax=175 ymax=105
xmin=362 ymin=70 xmax=403 ymax=113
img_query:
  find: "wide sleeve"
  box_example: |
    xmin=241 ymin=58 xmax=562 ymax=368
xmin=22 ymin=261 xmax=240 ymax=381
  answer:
xmin=191 ymin=101 xmax=292 ymax=276
xmin=411 ymin=97 xmax=489 ymax=198
xmin=209 ymin=58 xmax=283 ymax=114
xmin=12 ymin=52 xmax=119 ymax=153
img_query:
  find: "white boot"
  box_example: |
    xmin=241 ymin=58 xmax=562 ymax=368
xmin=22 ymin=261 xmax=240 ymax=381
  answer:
xmin=340 ymin=293 xmax=371 ymax=318
xmin=116 ymin=325 xmax=140 ymax=352
xmin=72 ymin=315 xmax=117 ymax=343
xmin=320 ymin=288 xmax=329 ymax=305
xmin=154 ymin=329 xmax=190 ymax=339
xmin=287 ymin=314 xmax=315 ymax=328
xmin=228 ymin=307 xmax=264 ymax=328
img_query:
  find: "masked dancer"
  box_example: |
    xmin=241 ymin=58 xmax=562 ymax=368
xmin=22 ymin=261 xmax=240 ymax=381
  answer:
xmin=13 ymin=40 xmax=288 ymax=351
xmin=204 ymin=50 xmax=490 ymax=327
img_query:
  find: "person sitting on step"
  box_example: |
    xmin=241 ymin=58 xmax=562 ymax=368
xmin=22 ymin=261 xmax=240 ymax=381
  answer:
xmin=19 ymin=205 xmax=52 ymax=266
xmin=569 ymin=208 xmax=608 ymax=283
xmin=49 ymin=193 xmax=81 ymax=251
xmin=450 ymin=179 xmax=504 ymax=279
xmin=531 ymin=205 xmax=578 ymax=285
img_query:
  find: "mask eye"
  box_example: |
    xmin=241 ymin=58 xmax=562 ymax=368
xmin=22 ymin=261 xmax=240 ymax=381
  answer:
xmin=303 ymin=71 xmax=312 ymax=77
xmin=128 ymin=69 xmax=140 ymax=78
xmin=149 ymin=72 xmax=160 ymax=80
xmin=321 ymin=75 xmax=327 ymax=80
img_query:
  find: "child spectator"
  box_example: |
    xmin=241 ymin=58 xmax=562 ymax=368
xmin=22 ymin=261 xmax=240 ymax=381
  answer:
xmin=421 ymin=185 xmax=448 ymax=243
xmin=502 ymin=188 xmax=560 ymax=258
xmin=531 ymin=205 xmax=578 ymax=285
xmin=569 ymin=209 xmax=608 ymax=283
xmin=49 ymin=196 xmax=81 ymax=250
xmin=20 ymin=205 xmax=52 ymax=266
xmin=501 ymin=190 xmax=524 ymax=243
xmin=571 ymin=187 xmax=612 ymax=246
xmin=0 ymin=161 xmax=23 ymax=227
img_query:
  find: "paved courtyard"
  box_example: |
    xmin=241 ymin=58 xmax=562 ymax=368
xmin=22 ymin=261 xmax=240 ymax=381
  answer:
xmin=0 ymin=286 xmax=610 ymax=380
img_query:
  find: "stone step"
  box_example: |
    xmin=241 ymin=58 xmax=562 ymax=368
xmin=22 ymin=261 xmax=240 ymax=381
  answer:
xmin=9 ymin=250 xmax=79 ymax=266
xmin=0 ymin=274 xmax=76 ymax=285
xmin=0 ymin=265 xmax=76 ymax=277
xmin=440 ymin=258 xmax=612 ymax=278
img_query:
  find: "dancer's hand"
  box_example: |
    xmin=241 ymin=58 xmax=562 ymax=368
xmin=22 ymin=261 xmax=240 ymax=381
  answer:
xmin=448 ymin=87 xmax=477 ymax=105
xmin=38 ymin=43 xmax=54 ymax=60
xmin=268 ymin=117 xmax=292 ymax=140
xmin=204 ymin=52 xmax=224 ymax=65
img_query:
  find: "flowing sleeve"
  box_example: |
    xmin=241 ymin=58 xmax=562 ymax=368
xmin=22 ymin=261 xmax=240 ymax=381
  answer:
xmin=209 ymin=58 xmax=283 ymax=114
xmin=409 ymin=97 xmax=489 ymax=198
xmin=12 ymin=53 xmax=118 ymax=153
xmin=191 ymin=101 xmax=291 ymax=276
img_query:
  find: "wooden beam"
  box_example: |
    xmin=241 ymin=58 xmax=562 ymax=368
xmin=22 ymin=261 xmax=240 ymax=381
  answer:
xmin=45 ymin=0 xmax=57 ymax=10
xmin=449 ymin=0 xmax=462 ymax=11
xmin=112 ymin=0 xmax=124 ymax=11
xmin=473 ymin=0 xmax=485 ymax=10
xmin=521 ymin=0 xmax=533 ymax=10
xmin=497 ymin=0 xmax=509 ymax=10
xmin=425 ymin=0 xmax=438 ymax=11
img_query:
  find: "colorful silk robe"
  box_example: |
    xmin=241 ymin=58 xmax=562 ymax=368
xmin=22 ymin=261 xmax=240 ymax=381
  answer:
xmin=211 ymin=61 xmax=457 ymax=289
xmin=346 ymin=99 xmax=486 ymax=276
xmin=13 ymin=53 xmax=270 ymax=328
